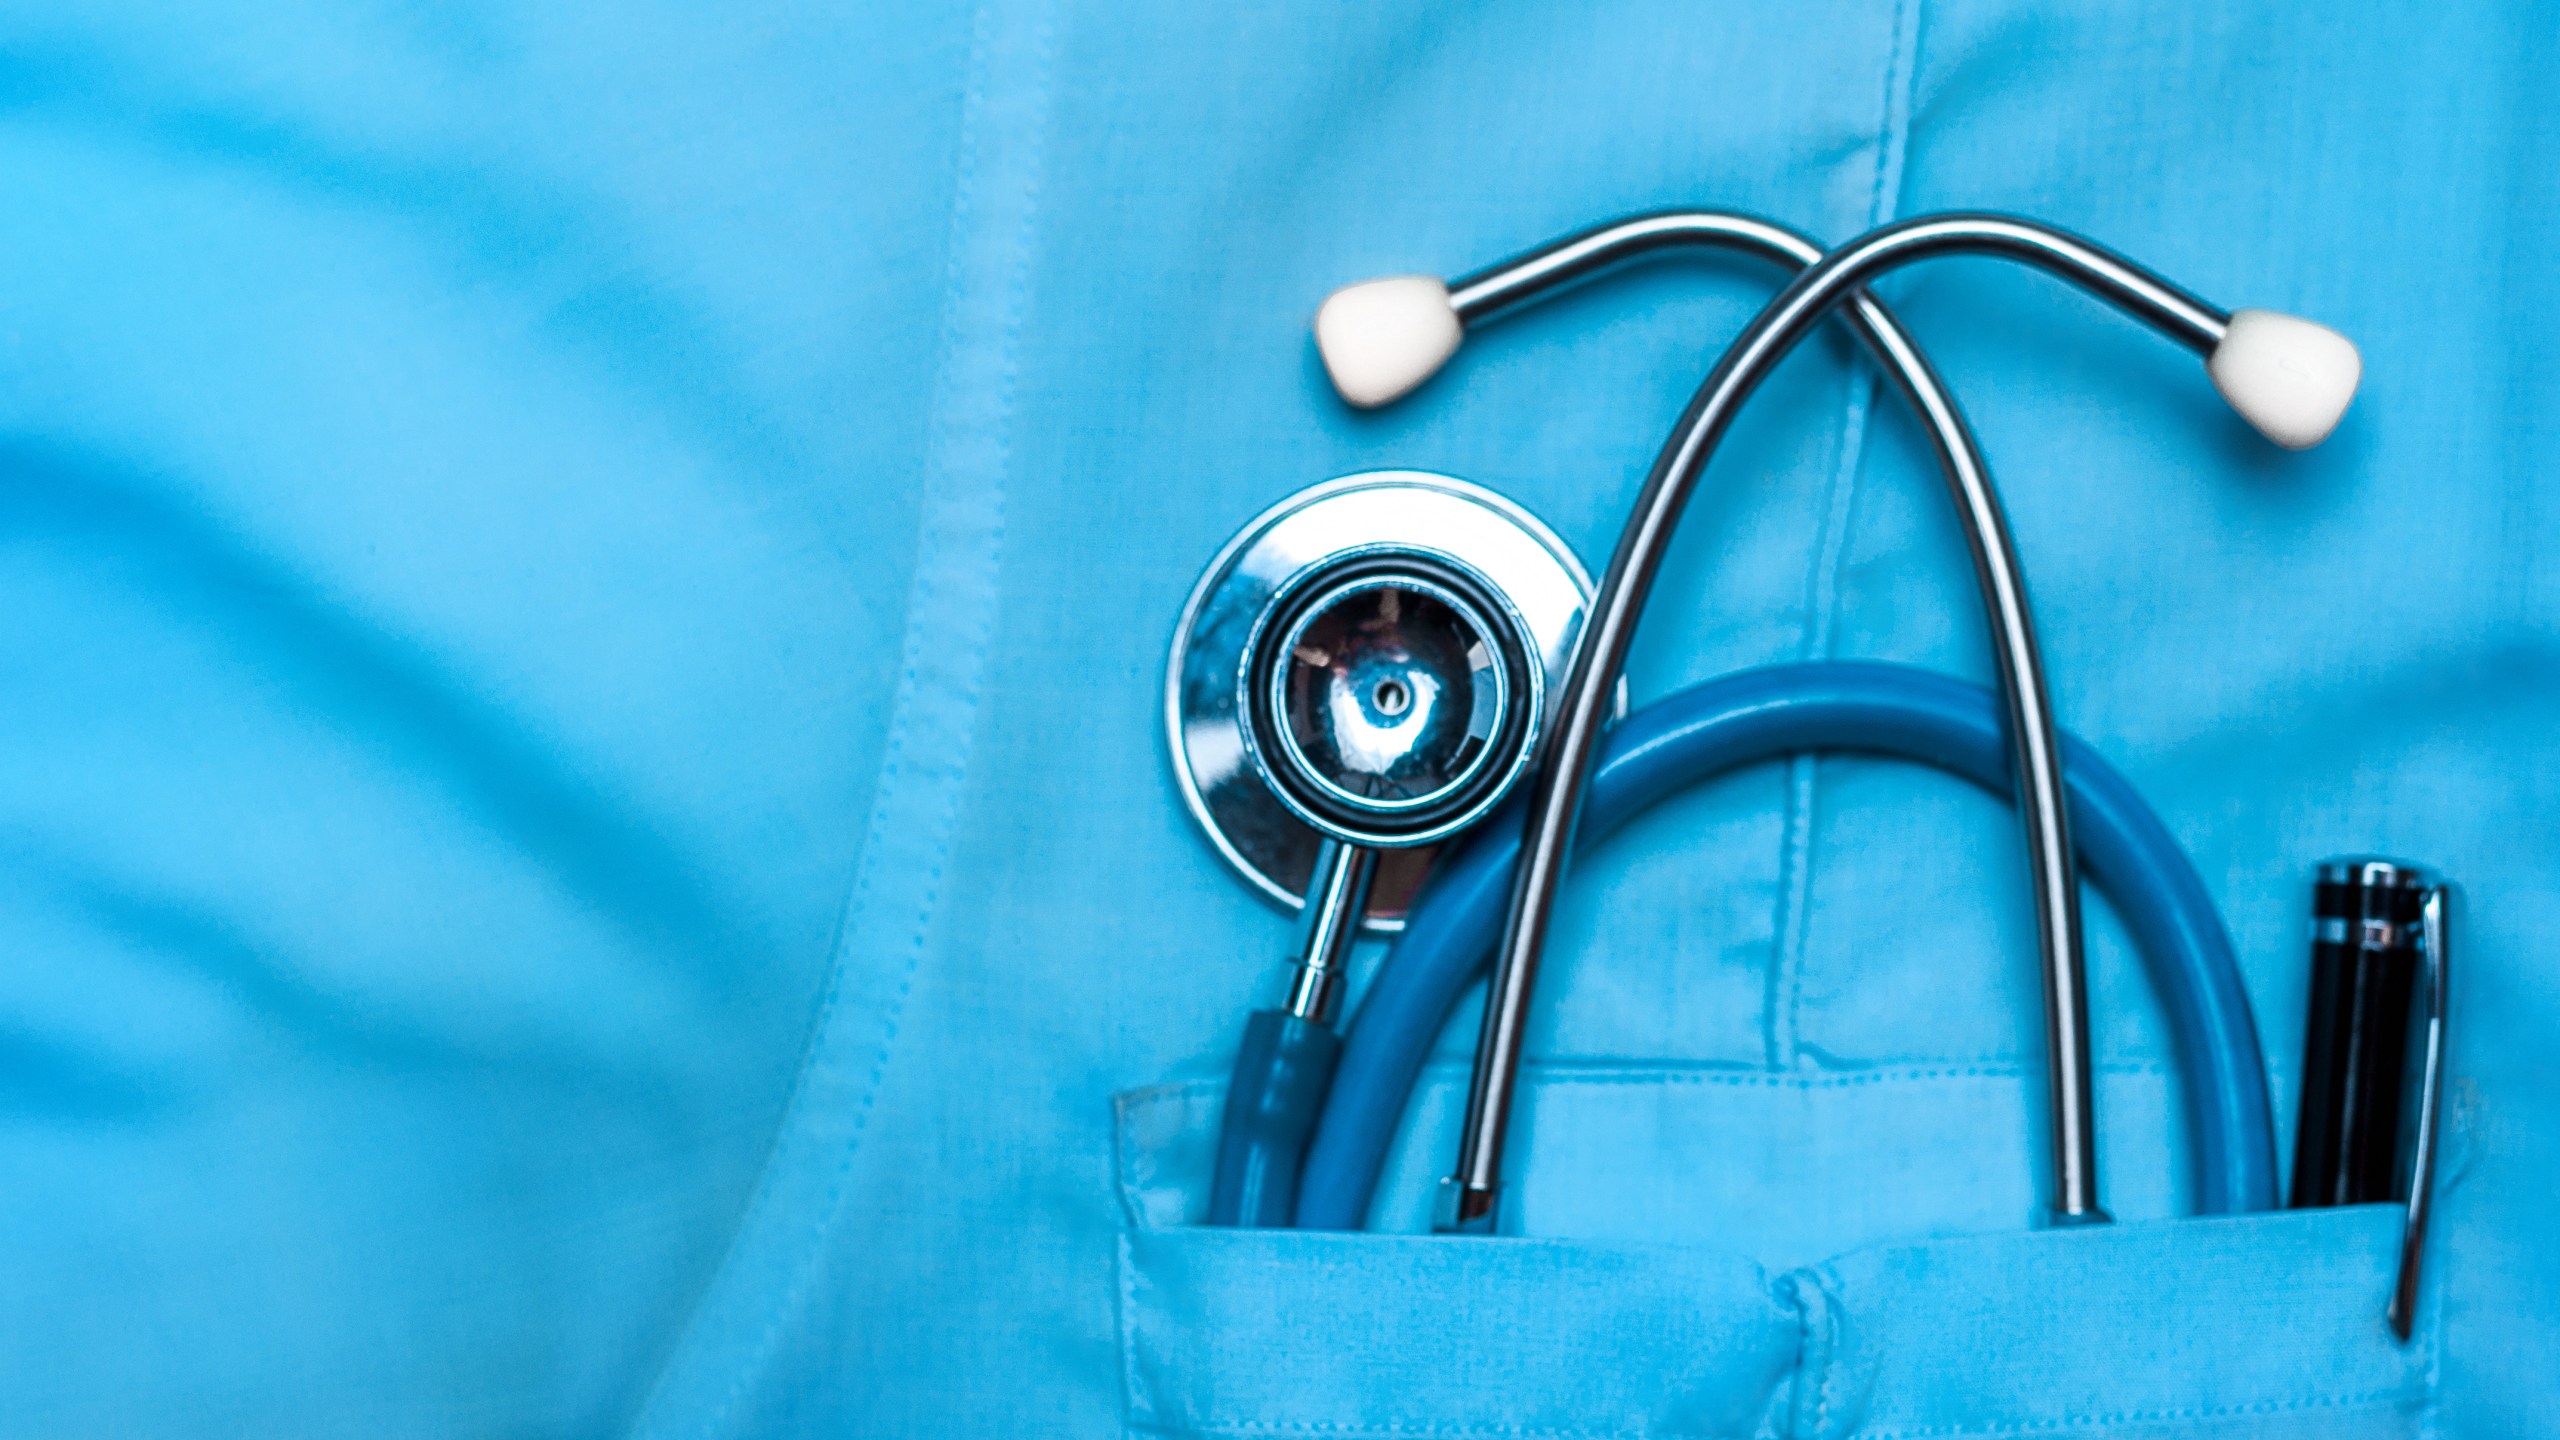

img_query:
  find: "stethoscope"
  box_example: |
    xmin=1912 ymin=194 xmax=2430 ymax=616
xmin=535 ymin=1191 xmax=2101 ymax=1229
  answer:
xmin=1166 ymin=209 xmax=2363 ymax=1241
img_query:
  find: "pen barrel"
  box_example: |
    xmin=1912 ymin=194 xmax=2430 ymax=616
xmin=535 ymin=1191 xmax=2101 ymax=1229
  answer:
xmin=2290 ymin=859 xmax=2427 ymax=1208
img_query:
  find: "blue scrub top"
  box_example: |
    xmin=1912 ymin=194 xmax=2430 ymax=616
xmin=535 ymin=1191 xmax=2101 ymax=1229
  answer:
xmin=2 ymin=3 xmax=2552 ymax=1435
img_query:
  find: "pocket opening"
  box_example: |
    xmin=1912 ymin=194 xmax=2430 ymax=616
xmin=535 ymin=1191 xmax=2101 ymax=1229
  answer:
xmin=1115 ymin=1075 xmax=2438 ymax=1440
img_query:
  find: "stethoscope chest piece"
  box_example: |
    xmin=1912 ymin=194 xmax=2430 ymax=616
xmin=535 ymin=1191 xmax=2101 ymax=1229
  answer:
xmin=1167 ymin=471 xmax=1596 ymax=929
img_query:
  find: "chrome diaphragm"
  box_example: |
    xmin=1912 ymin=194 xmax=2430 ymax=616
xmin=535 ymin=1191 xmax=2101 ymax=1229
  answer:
xmin=1165 ymin=471 xmax=1597 ymax=929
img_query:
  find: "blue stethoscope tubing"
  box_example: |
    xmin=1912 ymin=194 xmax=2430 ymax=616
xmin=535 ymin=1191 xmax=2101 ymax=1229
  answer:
xmin=1287 ymin=660 xmax=2280 ymax=1230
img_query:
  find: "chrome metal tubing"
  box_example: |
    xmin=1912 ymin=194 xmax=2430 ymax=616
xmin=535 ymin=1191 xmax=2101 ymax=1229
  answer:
xmin=1450 ymin=212 xmax=1824 ymax=323
xmin=1442 ymin=211 xmax=2232 ymax=1232
xmin=1286 ymin=838 xmax=1379 ymax=1025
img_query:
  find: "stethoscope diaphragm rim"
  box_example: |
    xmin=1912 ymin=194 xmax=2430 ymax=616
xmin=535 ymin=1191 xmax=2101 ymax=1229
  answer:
xmin=1163 ymin=470 xmax=1601 ymax=931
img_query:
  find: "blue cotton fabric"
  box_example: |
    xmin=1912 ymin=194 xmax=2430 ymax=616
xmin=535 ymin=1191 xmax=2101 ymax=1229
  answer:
xmin=0 ymin=2 xmax=2551 ymax=1436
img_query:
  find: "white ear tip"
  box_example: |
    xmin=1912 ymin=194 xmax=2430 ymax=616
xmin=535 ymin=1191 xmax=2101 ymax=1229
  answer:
xmin=2207 ymin=309 xmax=2361 ymax=449
xmin=1313 ymin=275 xmax=1461 ymax=408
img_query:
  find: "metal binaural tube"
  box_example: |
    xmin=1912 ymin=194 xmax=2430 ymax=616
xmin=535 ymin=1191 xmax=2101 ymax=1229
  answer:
xmin=1440 ymin=212 xmax=2235 ymax=1234
xmin=1451 ymin=213 xmax=2091 ymax=1232
xmin=1447 ymin=213 xmax=1824 ymax=324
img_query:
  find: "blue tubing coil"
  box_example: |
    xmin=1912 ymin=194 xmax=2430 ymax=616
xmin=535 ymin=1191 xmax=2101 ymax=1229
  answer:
xmin=1291 ymin=661 xmax=2278 ymax=1230
xmin=1207 ymin=1008 xmax=1342 ymax=1227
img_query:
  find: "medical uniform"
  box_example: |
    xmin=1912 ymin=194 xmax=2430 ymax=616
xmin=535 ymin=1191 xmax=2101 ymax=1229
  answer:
xmin=0 ymin=2 xmax=2551 ymax=1434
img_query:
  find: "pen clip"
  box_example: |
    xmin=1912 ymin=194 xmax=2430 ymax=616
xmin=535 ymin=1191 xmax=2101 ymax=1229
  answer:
xmin=2388 ymin=882 xmax=2451 ymax=1342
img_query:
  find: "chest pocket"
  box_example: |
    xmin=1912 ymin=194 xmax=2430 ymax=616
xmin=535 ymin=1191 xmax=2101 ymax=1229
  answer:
xmin=1115 ymin=1056 xmax=2443 ymax=1439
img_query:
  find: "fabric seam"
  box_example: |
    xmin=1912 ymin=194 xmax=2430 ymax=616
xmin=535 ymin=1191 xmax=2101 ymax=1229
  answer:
xmin=1809 ymin=1261 xmax=1851 ymax=1438
xmin=1119 ymin=1230 xmax=1147 ymax=1432
xmin=1121 ymin=1414 xmax=1740 ymax=1424
xmin=1766 ymin=0 xmax=1922 ymax=1076
xmin=1771 ymin=0 xmax=1920 ymax=1424
xmin=1846 ymin=1384 xmax=2426 ymax=1440
xmin=625 ymin=0 xmax=1056 ymax=1432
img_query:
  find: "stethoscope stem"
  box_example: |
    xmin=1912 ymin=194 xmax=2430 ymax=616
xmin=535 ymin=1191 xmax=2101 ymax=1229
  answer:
xmin=1444 ymin=214 xmax=2236 ymax=1233
xmin=1286 ymin=839 xmax=1378 ymax=1026
xmin=1205 ymin=839 xmax=1379 ymax=1228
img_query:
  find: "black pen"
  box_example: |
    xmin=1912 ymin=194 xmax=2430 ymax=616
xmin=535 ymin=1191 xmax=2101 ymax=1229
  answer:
xmin=2291 ymin=859 xmax=2430 ymax=1208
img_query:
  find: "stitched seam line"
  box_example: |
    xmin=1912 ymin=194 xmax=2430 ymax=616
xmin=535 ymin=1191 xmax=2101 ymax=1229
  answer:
xmin=1849 ymin=1384 xmax=2425 ymax=1440
xmin=1484 ymin=1062 xmax=2160 ymax=1088
xmin=1767 ymin=753 xmax=1820 ymax=1071
xmin=1119 ymin=1231 xmax=1146 ymax=1429
xmin=1767 ymin=0 xmax=1921 ymax=1078
xmin=688 ymin=37 xmax=995 ymax=1417
xmin=627 ymin=1 xmax=1055 ymax=1433
xmin=1814 ymin=1276 xmax=1845 ymax=1436
xmin=2417 ymin=1112 xmax=2449 ymax=1440
xmin=1124 ymin=1421 xmax=1755 ymax=1439
xmin=1111 ymin=1089 xmax=1146 ymax=1228
xmin=1113 ymin=1058 xmax=2177 ymax=1132
xmin=1771 ymin=3 xmax=1921 ymax=1424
